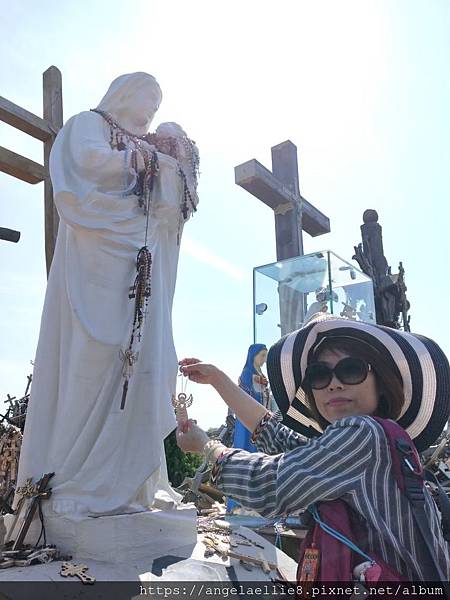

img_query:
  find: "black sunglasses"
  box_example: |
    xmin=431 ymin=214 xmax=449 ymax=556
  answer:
xmin=304 ymin=357 xmax=372 ymax=390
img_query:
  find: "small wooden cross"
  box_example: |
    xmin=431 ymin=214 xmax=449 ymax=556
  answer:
xmin=11 ymin=472 xmax=54 ymax=550
xmin=60 ymin=561 xmax=96 ymax=584
xmin=5 ymin=477 xmax=39 ymax=540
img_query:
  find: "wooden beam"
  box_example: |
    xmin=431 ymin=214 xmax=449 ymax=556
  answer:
xmin=43 ymin=66 xmax=63 ymax=276
xmin=235 ymin=159 xmax=294 ymax=210
xmin=301 ymin=198 xmax=330 ymax=237
xmin=271 ymin=141 xmax=303 ymax=260
xmin=235 ymin=159 xmax=330 ymax=237
xmin=0 ymin=146 xmax=46 ymax=184
xmin=0 ymin=228 xmax=21 ymax=243
xmin=0 ymin=96 xmax=53 ymax=142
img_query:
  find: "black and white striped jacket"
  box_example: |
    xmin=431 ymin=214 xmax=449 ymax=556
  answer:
xmin=213 ymin=414 xmax=450 ymax=580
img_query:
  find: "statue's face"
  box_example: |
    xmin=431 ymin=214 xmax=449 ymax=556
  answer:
xmin=126 ymin=81 xmax=161 ymax=127
xmin=254 ymin=349 xmax=268 ymax=368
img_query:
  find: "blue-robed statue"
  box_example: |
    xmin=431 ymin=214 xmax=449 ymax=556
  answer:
xmin=228 ymin=343 xmax=269 ymax=512
xmin=234 ymin=343 xmax=269 ymax=451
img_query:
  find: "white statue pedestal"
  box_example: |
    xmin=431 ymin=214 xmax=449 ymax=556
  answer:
xmin=6 ymin=505 xmax=197 ymax=564
xmin=47 ymin=506 xmax=197 ymax=563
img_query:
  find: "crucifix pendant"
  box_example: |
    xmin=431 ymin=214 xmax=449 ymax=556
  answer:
xmin=119 ymin=349 xmax=139 ymax=410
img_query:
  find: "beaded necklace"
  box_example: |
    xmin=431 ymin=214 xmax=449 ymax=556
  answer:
xmin=91 ymin=109 xmax=159 ymax=409
xmin=92 ymin=109 xmax=200 ymax=241
xmin=91 ymin=108 xmax=149 ymax=143
xmin=91 ymin=109 xmax=159 ymax=215
xmin=147 ymin=129 xmax=200 ymax=244
xmin=91 ymin=109 xmax=200 ymax=409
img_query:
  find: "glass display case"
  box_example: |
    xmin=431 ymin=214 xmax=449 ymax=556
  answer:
xmin=253 ymin=250 xmax=376 ymax=346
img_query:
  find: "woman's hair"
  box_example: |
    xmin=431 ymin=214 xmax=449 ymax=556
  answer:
xmin=302 ymin=335 xmax=405 ymax=430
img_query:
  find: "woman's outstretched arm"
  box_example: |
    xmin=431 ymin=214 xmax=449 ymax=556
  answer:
xmin=179 ymin=359 xmax=268 ymax=434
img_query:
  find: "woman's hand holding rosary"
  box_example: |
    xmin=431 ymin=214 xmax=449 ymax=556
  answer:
xmin=177 ymin=357 xmax=268 ymax=445
xmin=178 ymin=358 xmax=222 ymax=385
xmin=176 ymin=359 xmax=228 ymax=462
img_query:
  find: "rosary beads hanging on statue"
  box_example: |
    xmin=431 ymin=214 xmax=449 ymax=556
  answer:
xmin=91 ymin=109 xmax=200 ymax=241
xmin=90 ymin=110 xmax=200 ymax=410
xmin=149 ymin=121 xmax=200 ymax=244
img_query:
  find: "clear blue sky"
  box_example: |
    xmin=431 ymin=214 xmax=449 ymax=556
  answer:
xmin=1 ymin=0 xmax=449 ymax=429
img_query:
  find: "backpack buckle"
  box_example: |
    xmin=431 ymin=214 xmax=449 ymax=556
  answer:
xmin=396 ymin=439 xmax=422 ymax=476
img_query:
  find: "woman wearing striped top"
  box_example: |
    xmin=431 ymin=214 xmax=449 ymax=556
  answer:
xmin=176 ymin=316 xmax=450 ymax=580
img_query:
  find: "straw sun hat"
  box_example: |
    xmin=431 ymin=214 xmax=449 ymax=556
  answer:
xmin=267 ymin=314 xmax=450 ymax=452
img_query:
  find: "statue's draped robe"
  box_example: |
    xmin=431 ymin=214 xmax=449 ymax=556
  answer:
xmin=17 ymin=111 xmax=185 ymax=515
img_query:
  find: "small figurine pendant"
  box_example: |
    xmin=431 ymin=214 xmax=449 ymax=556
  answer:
xmin=298 ymin=545 xmax=320 ymax=581
xmin=171 ymin=392 xmax=193 ymax=423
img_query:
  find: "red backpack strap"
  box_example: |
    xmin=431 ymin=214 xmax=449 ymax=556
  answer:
xmin=371 ymin=416 xmax=423 ymax=493
xmin=297 ymin=499 xmax=355 ymax=582
xmin=372 ymin=416 xmax=447 ymax=582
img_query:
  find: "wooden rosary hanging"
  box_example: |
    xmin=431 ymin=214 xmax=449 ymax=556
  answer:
xmin=91 ymin=109 xmax=200 ymax=410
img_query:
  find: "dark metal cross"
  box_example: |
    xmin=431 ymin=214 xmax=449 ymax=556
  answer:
xmin=234 ymin=140 xmax=330 ymax=261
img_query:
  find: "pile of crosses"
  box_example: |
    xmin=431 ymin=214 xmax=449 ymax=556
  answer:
xmin=0 ymin=545 xmax=65 ymax=569
xmin=422 ymin=431 xmax=450 ymax=489
xmin=0 ymin=471 xmax=95 ymax=582
xmin=0 ymin=381 xmax=56 ymax=570
xmin=1 ymin=374 xmax=32 ymax=433
xmin=0 ymin=471 xmax=69 ymax=569
xmin=203 ymin=534 xmax=274 ymax=574
xmin=177 ymin=415 xmax=235 ymax=511
xmin=0 ymin=424 xmax=21 ymax=515
xmin=0 ymin=376 xmax=31 ymax=523
xmin=198 ymin=517 xmax=287 ymax=578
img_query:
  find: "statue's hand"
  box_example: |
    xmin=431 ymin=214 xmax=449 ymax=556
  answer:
xmin=257 ymin=375 xmax=269 ymax=386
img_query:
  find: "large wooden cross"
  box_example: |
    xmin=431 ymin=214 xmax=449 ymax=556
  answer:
xmin=235 ymin=140 xmax=330 ymax=261
xmin=235 ymin=141 xmax=331 ymax=332
xmin=0 ymin=66 xmax=63 ymax=276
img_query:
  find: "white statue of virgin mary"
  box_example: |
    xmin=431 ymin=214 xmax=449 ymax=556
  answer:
xmin=16 ymin=73 xmax=199 ymax=517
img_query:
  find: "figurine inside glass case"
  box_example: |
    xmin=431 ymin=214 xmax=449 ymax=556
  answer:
xmin=254 ymin=250 xmax=376 ymax=346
